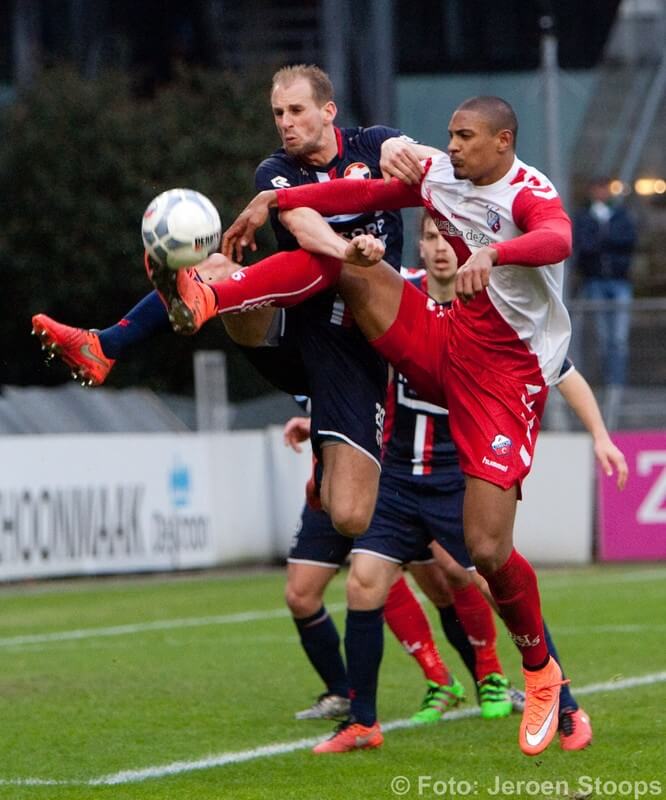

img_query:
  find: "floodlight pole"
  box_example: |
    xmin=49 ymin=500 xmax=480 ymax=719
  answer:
xmin=540 ymin=14 xmax=571 ymax=431
xmin=540 ymin=14 xmax=568 ymax=213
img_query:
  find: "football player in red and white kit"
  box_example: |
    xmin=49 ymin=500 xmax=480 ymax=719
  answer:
xmin=148 ymin=96 xmax=582 ymax=756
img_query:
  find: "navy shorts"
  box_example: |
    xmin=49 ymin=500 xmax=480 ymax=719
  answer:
xmin=236 ymin=309 xmax=309 ymax=396
xmin=296 ymin=297 xmax=387 ymax=467
xmin=239 ymin=295 xmax=388 ymax=466
xmin=287 ymin=503 xmax=353 ymax=568
xmin=351 ymin=468 xmax=473 ymax=568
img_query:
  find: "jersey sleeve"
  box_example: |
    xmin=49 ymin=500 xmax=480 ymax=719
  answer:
xmin=276 ymin=177 xmax=423 ymax=215
xmin=359 ymin=125 xmax=408 ymax=151
xmin=255 ymin=159 xmax=299 ymax=250
xmin=551 ymin=356 xmax=575 ymax=386
xmin=491 ymin=187 xmax=572 ymax=267
xmin=255 ymin=157 xmax=294 ymax=192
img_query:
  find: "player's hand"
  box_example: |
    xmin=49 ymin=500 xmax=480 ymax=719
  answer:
xmin=343 ymin=234 xmax=386 ymax=267
xmin=594 ymin=436 xmax=629 ymax=490
xmin=222 ymin=190 xmax=276 ymax=262
xmin=380 ymin=138 xmax=424 ymax=184
xmin=455 ymin=246 xmax=496 ymax=303
xmin=283 ymin=416 xmax=311 ymax=453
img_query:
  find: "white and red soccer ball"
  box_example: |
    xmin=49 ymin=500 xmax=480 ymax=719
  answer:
xmin=141 ymin=188 xmax=221 ymax=270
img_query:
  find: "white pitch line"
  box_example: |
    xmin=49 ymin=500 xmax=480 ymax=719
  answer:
xmin=3 ymin=567 xmax=666 ymax=650
xmin=0 ymin=604 xmax=347 ymax=648
xmin=2 ymin=609 xmax=664 ymax=651
xmin=0 ymin=671 xmax=664 ymax=788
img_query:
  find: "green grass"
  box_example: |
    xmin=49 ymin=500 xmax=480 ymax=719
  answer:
xmin=0 ymin=565 xmax=664 ymax=799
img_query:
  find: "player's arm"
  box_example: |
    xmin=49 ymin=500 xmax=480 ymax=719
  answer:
xmin=223 ymin=178 xmax=421 ymax=262
xmin=279 ymin=207 xmax=386 ymax=267
xmin=491 ymin=190 xmax=572 ymax=267
xmin=380 ymin=137 xmax=443 ymax=184
xmin=555 ymin=365 xmax=628 ymax=490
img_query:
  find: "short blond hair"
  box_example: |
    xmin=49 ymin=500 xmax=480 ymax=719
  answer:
xmin=271 ymin=64 xmax=334 ymax=106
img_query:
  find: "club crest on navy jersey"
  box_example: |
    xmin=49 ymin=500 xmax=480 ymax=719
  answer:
xmin=344 ymin=162 xmax=371 ymax=180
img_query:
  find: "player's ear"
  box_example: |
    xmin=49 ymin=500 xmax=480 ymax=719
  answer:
xmin=497 ymin=128 xmax=513 ymax=154
xmin=323 ymin=101 xmax=337 ymax=123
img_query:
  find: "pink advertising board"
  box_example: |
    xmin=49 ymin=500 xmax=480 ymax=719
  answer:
xmin=598 ymin=431 xmax=666 ymax=561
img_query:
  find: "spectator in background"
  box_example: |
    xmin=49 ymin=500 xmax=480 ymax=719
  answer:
xmin=573 ymin=177 xmax=638 ymax=390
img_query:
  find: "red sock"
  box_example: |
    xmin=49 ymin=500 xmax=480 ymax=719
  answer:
xmin=452 ymin=583 xmax=503 ymax=680
xmin=211 ymin=249 xmax=341 ymax=313
xmin=481 ymin=549 xmax=548 ymax=668
xmin=385 ymin=576 xmax=449 ymax=685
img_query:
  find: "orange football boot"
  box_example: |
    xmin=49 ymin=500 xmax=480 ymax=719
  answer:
xmin=313 ymin=720 xmax=383 ymax=754
xmin=519 ymin=656 xmax=569 ymax=756
xmin=145 ymin=253 xmax=217 ymax=335
xmin=31 ymin=314 xmax=115 ymax=386
xmin=559 ymin=707 xmax=592 ymax=751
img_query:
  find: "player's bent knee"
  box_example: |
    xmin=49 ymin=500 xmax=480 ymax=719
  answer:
xmin=466 ymin=541 xmax=506 ymax=576
xmin=284 ymin=584 xmax=323 ymax=618
xmin=330 ymin=507 xmax=372 ymax=538
xmin=346 ymin=571 xmax=380 ymax=608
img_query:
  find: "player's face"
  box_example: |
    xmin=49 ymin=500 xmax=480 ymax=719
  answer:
xmin=271 ymin=78 xmax=336 ymax=161
xmin=447 ymin=109 xmax=512 ymax=185
xmin=419 ymin=218 xmax=458 ymax=280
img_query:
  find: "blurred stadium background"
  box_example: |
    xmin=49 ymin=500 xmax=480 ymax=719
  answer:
xmin=0 ymin=1 xmax=665 ymax=795
xmin=0 ymin=0 xmax=663 ymax=565
xmin=0 ymin=0 xmax=664 ymax=571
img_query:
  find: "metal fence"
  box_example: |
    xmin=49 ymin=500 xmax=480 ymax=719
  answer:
xmin=546 ymin=297 xmax=666 ymax=432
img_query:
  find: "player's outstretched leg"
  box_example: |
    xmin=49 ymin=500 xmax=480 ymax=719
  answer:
xmin=147 ymin=248 xmax=344 ymax=335
xmin=145 ymin=256 xmax=217 ymax=335
xmin=31 ymin=314 xmax=115 ymax=387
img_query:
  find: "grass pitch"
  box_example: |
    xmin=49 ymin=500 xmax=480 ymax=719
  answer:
xmin=0 ymin=564 xmax=664 ymax=799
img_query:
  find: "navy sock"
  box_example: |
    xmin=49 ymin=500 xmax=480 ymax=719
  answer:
xmin=294 ymin=607 xmax=349 ymax=698
xmin=97 ymin=291 xmax=170 ymax=359
xmin=345 ymin=607 xmax=384 ymax=726
xmin=438 ymin=604 xmax=477 ymax=683
xmin=544 ymin=619 xmax=577 ymax=711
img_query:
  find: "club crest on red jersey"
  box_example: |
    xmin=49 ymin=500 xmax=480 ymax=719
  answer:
xmin=491 ymin=434 xmax=512 ymax=456
xmin=344 ymin=162 xmax=371 ymax=180
xmin=487 ymin=208 xmax=501 ymax=233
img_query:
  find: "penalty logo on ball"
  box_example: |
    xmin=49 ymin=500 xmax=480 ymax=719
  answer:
xmin=141 ymin=188 xmax=222 ymax=270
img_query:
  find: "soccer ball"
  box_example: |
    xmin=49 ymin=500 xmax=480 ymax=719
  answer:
xmin=141 ymin=188 xmax=222 ymax=270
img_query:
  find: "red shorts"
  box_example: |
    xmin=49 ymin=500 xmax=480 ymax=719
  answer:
xmin=372 ymin=281 xmax=549 ymax=490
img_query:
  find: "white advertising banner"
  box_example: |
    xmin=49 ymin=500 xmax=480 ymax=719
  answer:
xmin=0 ymin=433 xmax=219 ymax=580
xmin=0 ymin=429 xmax=597 ymax=581
xmin=514 ymin=433 xmax=595 ymax=564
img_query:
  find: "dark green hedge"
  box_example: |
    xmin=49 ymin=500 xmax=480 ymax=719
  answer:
xmin=0 ymin=65 xmax=279 ymax=398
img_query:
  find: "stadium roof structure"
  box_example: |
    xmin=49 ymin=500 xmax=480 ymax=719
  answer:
xmin=0 ymin=385 xmax=303 ymax=435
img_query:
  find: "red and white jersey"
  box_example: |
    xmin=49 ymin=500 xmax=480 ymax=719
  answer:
xmin=421 ymin=154 xmax=571 ymax=386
